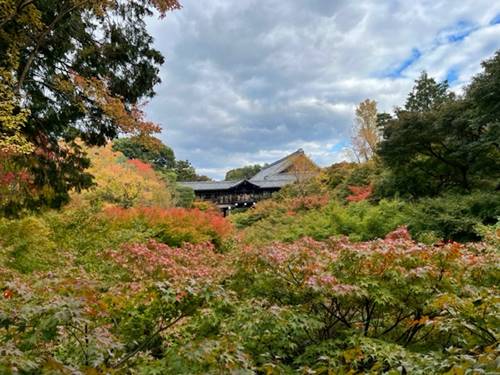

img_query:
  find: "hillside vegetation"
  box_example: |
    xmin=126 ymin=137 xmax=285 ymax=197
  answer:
xmin=1 ymin=7 xmax=499 ymax=372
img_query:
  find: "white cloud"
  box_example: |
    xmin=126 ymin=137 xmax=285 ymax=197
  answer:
xmin=145 ymin=0 xmax=500 ymax=179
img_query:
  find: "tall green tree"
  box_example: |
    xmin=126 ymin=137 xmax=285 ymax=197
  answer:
xmin=466 ymin=50 xmax=500 ymax=155
xmin=404 ymin=71 xmax=454 ymax=112
xmin=0 ymin=0 xmax=180 ymax=213
xmin=377 ymin=53 xmax=500 ymax=197
xmin=174 ymin=160 xmax=210 ymax=182
xmin=112 ymin=135 xmax=176 ymax=170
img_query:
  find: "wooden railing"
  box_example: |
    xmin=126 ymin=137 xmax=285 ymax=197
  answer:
xmin=199 ymin=191 xmax=273 ymax=205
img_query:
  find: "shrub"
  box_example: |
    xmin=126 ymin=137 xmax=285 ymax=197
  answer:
xmin=79 ymin=144 xmax=174 ymax=208
xmin=0 ymin=216 xmax=56 ymax=273
xmin=175 ymin=184 xmax=195 ymax=208
xmin=101 ymin=206 xmax=234 ymax=250
xmin=238 ymin=198 xmax=407 ymax=244
xmin=329 ymin=199 xmax=407 ymax=241
xmin=405 ymin=191 xmax=500 ymax=242
xmin=231 ymin=194 xmax=329 ymax=230
xmin=322 ymin=161 xmax=381 ymax=201
xmin=230 ymin=230 xmax=499 ymax=373
xmin=110 ymin=240 xmax=231 ymax=286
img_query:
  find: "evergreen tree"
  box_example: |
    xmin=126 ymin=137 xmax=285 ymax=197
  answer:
xmin=377 ymin=53 xmax=500 ymax=197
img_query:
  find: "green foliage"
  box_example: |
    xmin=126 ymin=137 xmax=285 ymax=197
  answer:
xmin=80 ymin=144 xmax=174 ymax=208
xmin=174 ymin=184 xmax=195 ymax=208
xmin=405 ymin=191 xmax=500 ymax=242
xmin=0 ymin=69 xmax=33 ymax=155
xmin=465 ymin=50 xmax=500 ymax=126
xmin=225 ymin=164 xmax=263 ymax=180
xmin=236 ymin=188 xmax=499 ymax=245
xmin=235 ymin=196 xmax=407 ymax=244
xmin=0 ymin=216 xmax=56 ymax=273
xmin=404 ymin=71 xmax=454 ymax=112
xmin=174 ymin=159 xmax=211 ymax=182
xmin=321 ymin=161 xmax=381 ymax=201
xmin=1 ymin=199 xmax=499 ymax=373
xmin=329 ymin=199 xmax=407 ymax=241
xmin=377 ymin=53 xmax=500 ymax=197
xmin=112 ymin=135 xmax=176 ymax=169
xmin=0 ymin=0 xmax=180 ymax=212
xmin=111 ymin=136 xmax=211 ymax=195
xmin=1 ymin=30 xmax=499 ymax=375
xmin=227 ymin=234 xmax=499 ymax=374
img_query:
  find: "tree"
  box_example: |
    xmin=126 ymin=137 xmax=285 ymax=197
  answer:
xmin=225 ymin=164 xmax=263 ymax=181
xmin=80 ymin=143 xmax=173 ymax=208
xmin=377 ymin=54 xmax=500 ymax=196
xmin=351 ymin=99 xmax=380 ymax=162
xmin=405 ymin=71 xmax=454 ymax=112
xmin=0 ymin=0 xmax=181 ymax=212
xmin=0 ymin=70 xmax=32 ymax=156
xmin=466 ymin=50 xmax=500 ymax=170
xmin=112 ymin=135 xmax=176 ymax=170
xmin=174 ymin=160 xmax=211 ymax=182
xmin=286 ymin=152 xmax=320 ymax=197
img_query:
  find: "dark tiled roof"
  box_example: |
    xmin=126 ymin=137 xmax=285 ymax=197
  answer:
xmin=178 ymin=149 xmax=316 ymax=192
xmin=252 ymin=179 xmax=295 ymax=188
xmin=249 ymin=149 xmax=304 ymax=181
xmin=177 ymin=180 xmax=244 ymax=191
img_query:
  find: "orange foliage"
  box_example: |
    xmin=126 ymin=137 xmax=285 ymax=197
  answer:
xmin=151 ymin=0 xmax=182 ymax=16
xmin=102 ymin=206 xmax=233 ymax=248
xmin=71 ymin=74 xmax=160 ymax=136
xmin=346 ymin=184 xmax=373 ymax=202
xmin=287 ymin=194 xmax=330 ymax=211
xmin=78 ymin=143 xmax=173 ymax=208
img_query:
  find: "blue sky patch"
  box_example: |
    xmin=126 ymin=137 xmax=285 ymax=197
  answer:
xmin=447 ymin=29 xmax=472 ymax=42
xmin=384 ymin=48 xmax=422 ymax=78
xmin=490 ymin=13 xmax=500 ymax=25
xmin=438 ymin=20 xmax=478 ymax=44
xmin=331 ymin=140 xmax=350 ymax=153
xmin=446 ymin=68 xmax=459 ymax=84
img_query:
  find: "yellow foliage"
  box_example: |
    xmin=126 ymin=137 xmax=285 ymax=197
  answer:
xmin=0 ymin=69 xmax=33 ymax=155
xmin=77 ymin=144 xmax=173 ymax=208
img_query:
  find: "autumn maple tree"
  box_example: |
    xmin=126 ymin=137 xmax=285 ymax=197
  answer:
xmin=0 ymin=0 xmax=181 ymax=213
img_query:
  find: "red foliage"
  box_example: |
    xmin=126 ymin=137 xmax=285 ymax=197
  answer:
xmin=241 ymin=227 xmax=496 ymax=298
xmin=0 ymin=166 xmax=31 ymax=187
xmin=384 ymin=226 xmax=412 ymax=241
xmin=3 ymin=289 xmax=13 ymax=299
xmin=110 ymin=240 xmax=231 ymax=287
xmin=102 ymin=206 xmax=233 ymax=247
xmin=288 ymin=194 xmax=330 ymax=211
xmin=346 ymin=184 xmax=373 ymax=202
xmin=127 ymin=158 xmax=154 ymax=173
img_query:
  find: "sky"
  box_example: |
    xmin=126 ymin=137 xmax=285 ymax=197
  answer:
xmin=145 ymin=0 xmax=500 ymax=180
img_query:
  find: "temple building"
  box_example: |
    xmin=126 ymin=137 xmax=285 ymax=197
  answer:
xmin=179 ymin=149 xmax=319 ymax=214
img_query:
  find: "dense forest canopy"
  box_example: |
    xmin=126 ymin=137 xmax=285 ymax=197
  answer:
xmin=377 ymin=56 xmax=500 ymax=197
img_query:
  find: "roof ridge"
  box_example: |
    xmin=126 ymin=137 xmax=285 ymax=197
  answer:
xmin=261 ymin=148 xmax=303 ymax=170
xmin=249 ymin=149 xmax=304 ymax=180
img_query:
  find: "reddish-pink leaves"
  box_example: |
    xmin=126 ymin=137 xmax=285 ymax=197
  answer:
xmin=346 ymin=185 xmax=373 ymax=202
xmin=109 ymin=240 xmax=231 ymax=287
